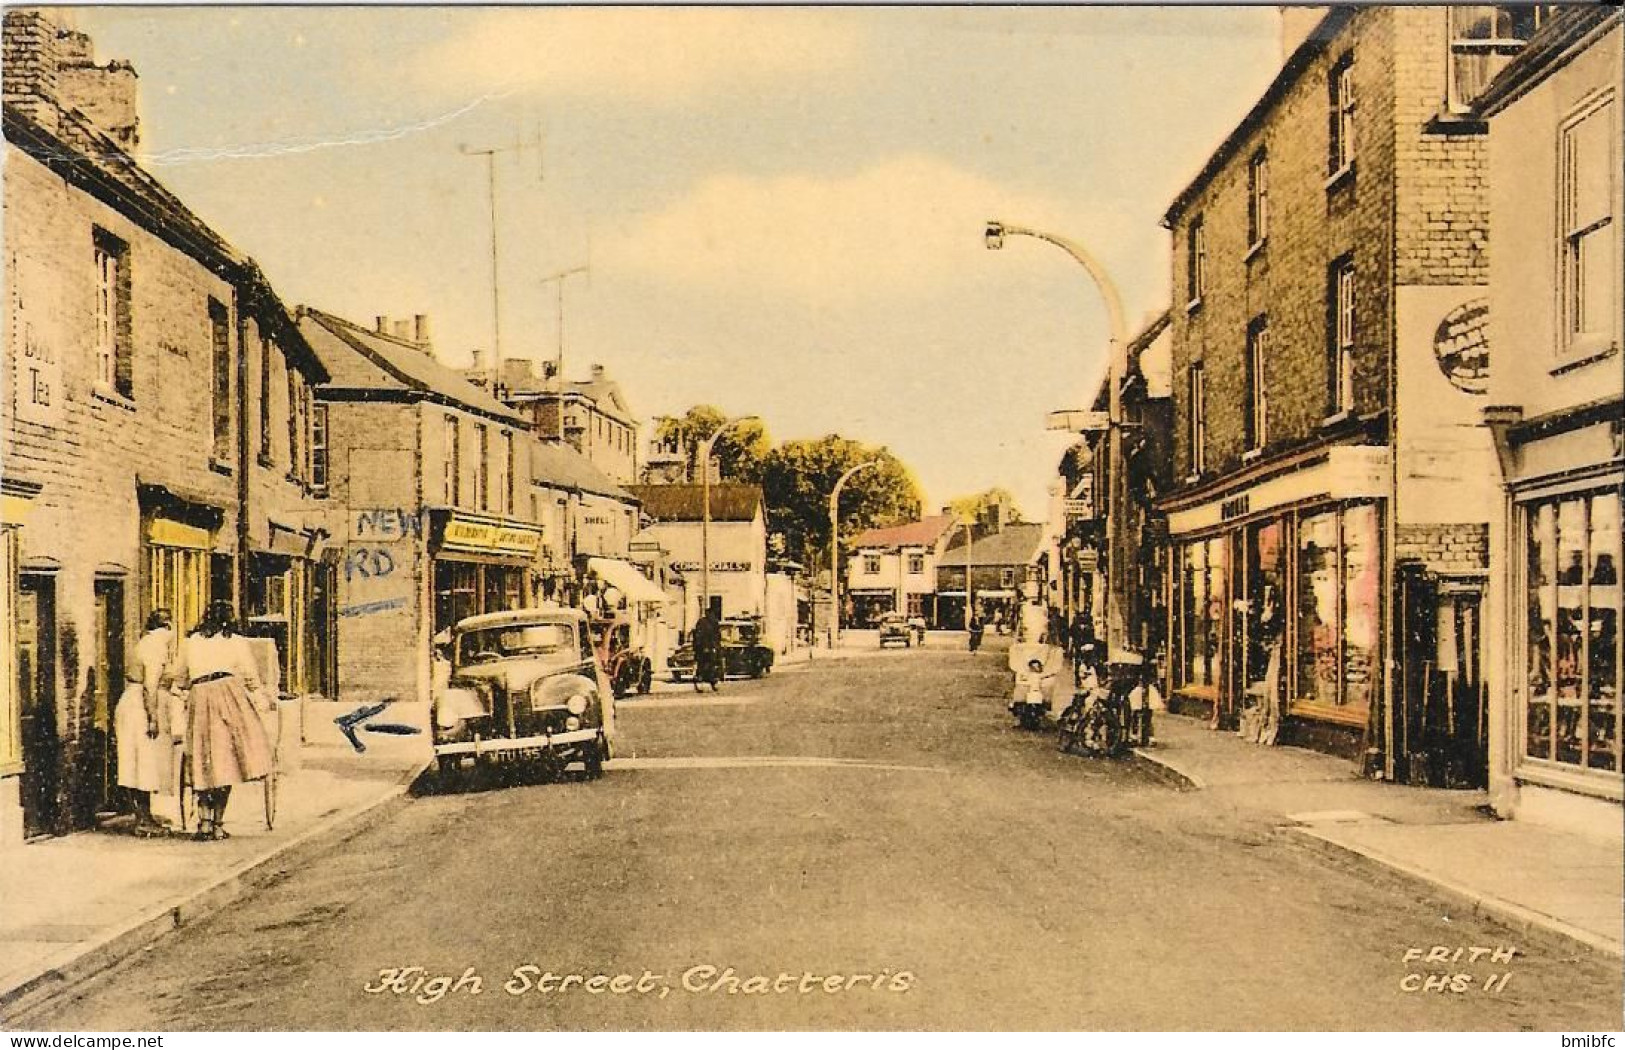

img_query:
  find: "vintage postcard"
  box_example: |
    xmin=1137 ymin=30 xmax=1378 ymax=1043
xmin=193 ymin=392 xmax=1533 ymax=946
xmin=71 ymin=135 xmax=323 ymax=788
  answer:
xmin=1 ymin=2 xmax=1621 ymax=1036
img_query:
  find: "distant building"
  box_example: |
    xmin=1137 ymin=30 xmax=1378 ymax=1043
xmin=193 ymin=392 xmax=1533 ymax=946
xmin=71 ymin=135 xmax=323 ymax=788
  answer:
xmin=2 ymin=9 xmax=328 ymax=843
xmin=1477 ymin=7 xmax=1622 ymax=832
xmin=468 ymin=358 xmax=642 ymax=486
xmin=936 ymin=520 xmax=1046 ymax=629
xmin=845 ymin=514 xmax=959 ymax=626
xmin=626 ymin=484 xmax=767 ymax=630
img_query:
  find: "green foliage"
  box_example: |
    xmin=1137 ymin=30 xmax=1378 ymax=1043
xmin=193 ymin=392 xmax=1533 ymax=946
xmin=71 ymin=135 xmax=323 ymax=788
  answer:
xmin=759 ymin=436 xmax=922 ymax=572
xmin=653 ymin=405 xmax=771 ymax=483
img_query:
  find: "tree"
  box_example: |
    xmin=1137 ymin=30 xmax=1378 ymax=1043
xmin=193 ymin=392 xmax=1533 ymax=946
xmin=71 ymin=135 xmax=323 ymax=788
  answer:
xmin=653 ymin=405 xmax=771 ymax=483
xmin=947 ymin=487 xmax=1025 ymax=525
xmin=758 ymin=435 xmax=922 ymax=575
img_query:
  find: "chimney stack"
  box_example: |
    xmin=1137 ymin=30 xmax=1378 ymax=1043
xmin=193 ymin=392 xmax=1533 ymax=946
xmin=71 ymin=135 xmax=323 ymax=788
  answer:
xmin=413 ymin=314 xmax=431 ymax=345
xmin=375 ymin=315 xmax=389 ymax=335
xmin=3 ymin=9 xmax=64 ymax=134
xmin=392 ymin=319 xmax=411 ymax=341
xmin=471 ymin=349 xmax=485 ymax=371
xmin=591 ymin=363 xmax=605 ymax=379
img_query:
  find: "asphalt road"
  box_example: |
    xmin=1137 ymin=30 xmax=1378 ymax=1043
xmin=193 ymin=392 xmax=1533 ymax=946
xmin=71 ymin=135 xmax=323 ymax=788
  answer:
xmin=26 ymin=642 xmax=1622 ymax=1031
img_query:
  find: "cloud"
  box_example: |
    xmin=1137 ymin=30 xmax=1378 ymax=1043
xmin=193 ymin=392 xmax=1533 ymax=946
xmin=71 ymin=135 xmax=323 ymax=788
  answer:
xmin=415 ymin=8 xmax=860 ymax=102
xmin=598 ymin=155 xmax=1131 ymax=306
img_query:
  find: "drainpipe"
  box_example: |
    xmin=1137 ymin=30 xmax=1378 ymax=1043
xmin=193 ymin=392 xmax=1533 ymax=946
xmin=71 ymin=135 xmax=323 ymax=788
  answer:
xmin=234 ymin=288 xmax=251 ymax=619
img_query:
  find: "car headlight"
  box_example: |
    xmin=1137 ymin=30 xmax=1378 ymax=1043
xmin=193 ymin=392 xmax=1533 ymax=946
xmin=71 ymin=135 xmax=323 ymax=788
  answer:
xmin=565 ymin=716 xmax=582 ymax=731
xmin=565 ymin=693 xmax=589 ymax=716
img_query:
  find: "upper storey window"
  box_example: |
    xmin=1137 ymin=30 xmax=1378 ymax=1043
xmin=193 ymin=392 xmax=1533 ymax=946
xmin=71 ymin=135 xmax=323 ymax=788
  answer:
xmin=1447 ymin=6 xmax=1549 ymax=112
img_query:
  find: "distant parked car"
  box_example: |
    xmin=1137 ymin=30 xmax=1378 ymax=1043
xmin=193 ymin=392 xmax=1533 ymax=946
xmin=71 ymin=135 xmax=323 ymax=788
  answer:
xmin=431 ymin=606 xmax=614 ymax=785
xmin=670 ymin=616 xmax=775 ymax=681
xmin=878 ymin=612 xmax=913 ymax=648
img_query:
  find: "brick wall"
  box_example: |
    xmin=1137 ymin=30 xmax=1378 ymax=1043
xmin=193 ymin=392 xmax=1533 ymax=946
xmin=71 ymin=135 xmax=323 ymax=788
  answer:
xmin=1395 ymin=522 xmax=1488 ymax=574
xmin=2 ymin=10 xmax=60 ymax=132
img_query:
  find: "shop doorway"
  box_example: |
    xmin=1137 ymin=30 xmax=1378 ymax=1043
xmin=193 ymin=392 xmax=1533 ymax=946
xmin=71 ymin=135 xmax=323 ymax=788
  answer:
xmin=17 ymin=573 xmax=57 ymax=838
xmin=83 ymin=577 xmax=125 ymax=826
xmin=1395 ymin=566 xmax=1488 ymax=787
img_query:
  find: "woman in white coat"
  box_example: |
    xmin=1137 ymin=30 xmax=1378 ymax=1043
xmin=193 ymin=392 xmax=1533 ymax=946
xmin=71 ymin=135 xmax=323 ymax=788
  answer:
xmin=114 ymin=609 xmax=179 ymax=836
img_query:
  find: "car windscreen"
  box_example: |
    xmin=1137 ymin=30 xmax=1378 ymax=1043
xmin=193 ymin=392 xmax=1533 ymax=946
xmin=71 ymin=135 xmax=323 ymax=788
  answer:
xmin=457 ymin=623 xmax=576 ymax=666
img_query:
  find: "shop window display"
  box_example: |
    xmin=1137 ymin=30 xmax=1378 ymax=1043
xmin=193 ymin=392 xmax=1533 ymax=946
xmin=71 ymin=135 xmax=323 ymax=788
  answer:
xmin=1296 ymin=512 xmax=1341 ymax=709
xmin=1524 ymin=490 xmax=1621 ymax=772
xmin=1179 ymin=537 xmax=1226 ymax=691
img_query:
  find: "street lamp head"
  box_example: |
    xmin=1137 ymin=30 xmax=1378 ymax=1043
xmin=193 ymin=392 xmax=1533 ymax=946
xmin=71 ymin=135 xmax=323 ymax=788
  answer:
xmin=984 ymin=221 xmax=1005 ymax=251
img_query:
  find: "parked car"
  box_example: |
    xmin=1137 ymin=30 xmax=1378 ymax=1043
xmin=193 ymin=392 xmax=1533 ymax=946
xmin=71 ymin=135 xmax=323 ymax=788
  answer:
xmin=431 ymin=607 xmax=614 ymax=785
xmin=669 ymin=616 xmax=775 ymax=681
xmin=591 ymin=618 xmax=654 ymax=698
xmin=878 ymin=612 xmax=913 ymax=648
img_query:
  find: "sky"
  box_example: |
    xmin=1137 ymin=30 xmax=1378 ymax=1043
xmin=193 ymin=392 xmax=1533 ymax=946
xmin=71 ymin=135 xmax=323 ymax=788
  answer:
xmin=70 ymin=4 xmax=1282 ymax=518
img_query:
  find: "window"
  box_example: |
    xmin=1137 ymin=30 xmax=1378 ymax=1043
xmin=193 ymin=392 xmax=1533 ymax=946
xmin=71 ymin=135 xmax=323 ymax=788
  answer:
xmin=1448 ymin=7 xmax=1545 ymax=111
xmin=1186 ymin=216 xmax=1207 ymax=304
xmin=863 ymin=555 xmax=881 ymax=575
xmin=1248 ymin=150 xmax=1269 ymax=248
xmin=1001 ymin=568 xmax=1017 ymax=589
xmin=1559 ymin=95 xmax=1617 ymax=354
xmin=474 ymin=423 xmax=490 ymax=512
xmin=1187 ymin=362 xmax=1207 ymax=476
xmin=1329 ymin=55 xmax=1355 ymax=175
xmin=908 ymin=553 xmax=925 ymax=575
xmin=1246 ymin=317 xmax=1269 ymax=451
xmin=93 ymin=229 xmax=132 ymax=398
xmin=286 ymin=369 xmax=306 ymax=482
xmin=1178 ymin=537 xmax=1227 ymax=691
xmin=1294 ymin=503 xmax=1381 ymax=715
xmin=257 ymin=334 xmax=273 ymax=462
xmin=1524 ymin=491 xmax=1620 ymax=772
xmin=1329 ymin=256 xmax=1356 ymax=414
xmin=496 ymin=431 xmax=514 ymax=516
xmin=311 ymin=404 xmax=329 ymax=492
xmin=209 ymin=299 xmax=232 ymax=463
xmin=444 ymin=415 xmax=461 ymax=506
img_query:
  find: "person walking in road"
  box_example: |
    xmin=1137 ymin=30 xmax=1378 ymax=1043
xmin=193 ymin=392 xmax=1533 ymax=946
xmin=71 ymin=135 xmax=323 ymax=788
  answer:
xmin=115 ymin=609 xmax=180 ymax=836
xmin=690 ymin=609 xmax=723 ymax=693
xmin=177 ymin=601 xmax=273 ymax=841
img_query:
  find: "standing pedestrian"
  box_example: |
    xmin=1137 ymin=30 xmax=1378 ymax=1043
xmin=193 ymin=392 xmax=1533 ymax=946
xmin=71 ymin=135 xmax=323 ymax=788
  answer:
xmin=114 ymin=609 xmax=179 ymax=836
xmin=177 ymin=601 xmax=273 ymax=841
xmin=690 ymin=608 xmax=723 ymax=692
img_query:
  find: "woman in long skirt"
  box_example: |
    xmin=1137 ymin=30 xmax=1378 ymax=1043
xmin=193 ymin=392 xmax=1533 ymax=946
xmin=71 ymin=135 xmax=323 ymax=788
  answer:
xmin=178 ymin=601 xmax=272 ymax=840
xmin=114 ymin=609 xmax=180 ymax=835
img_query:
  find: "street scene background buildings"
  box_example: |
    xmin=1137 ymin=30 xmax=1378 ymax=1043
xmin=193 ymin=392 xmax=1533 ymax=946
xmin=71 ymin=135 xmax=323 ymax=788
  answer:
xmin=0 ymin=3 xmax=1621 ymax=1031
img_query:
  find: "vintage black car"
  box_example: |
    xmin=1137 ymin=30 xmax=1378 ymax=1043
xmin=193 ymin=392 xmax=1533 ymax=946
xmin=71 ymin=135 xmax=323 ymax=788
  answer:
xmin=431 ymin=607 xmax=615 ymax=783
xmin=878 ymin=612 xmax=913 ymax=648
xmin=669 ymin=616 xmax=775 ymax=681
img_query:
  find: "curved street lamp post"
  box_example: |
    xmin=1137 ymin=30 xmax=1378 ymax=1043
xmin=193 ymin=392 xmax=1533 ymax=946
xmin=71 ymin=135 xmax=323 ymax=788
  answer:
xmin=829 ymin=459 xmax=880 ymax=645
xmin=985 ymin=220 xmax=1131 ymax=654
xmin=699 ymin=416 xmax=760 ymax=623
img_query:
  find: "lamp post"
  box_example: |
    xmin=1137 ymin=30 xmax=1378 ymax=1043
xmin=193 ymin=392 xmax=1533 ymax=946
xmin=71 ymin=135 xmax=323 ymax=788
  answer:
xmin=698 ymin=416 xmax=759 ymax=623
xmin=985 ymin=220 xmax=1130 ymax=654
xmin=829 ymin=459 xmax=879 ymax=645
xmin=962 ymin=518 xmax=975 ymax=630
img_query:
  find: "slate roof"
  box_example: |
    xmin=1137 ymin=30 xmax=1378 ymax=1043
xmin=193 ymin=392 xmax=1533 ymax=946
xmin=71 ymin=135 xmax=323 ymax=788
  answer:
xmin=626 ymin=484 xmax=763 ymax=523
xmin=532 ymin=440 xmax=636 ymax=503
xmin=850 ymin=515 xmax=959 ymax=550
xmin=936 ymin=522 xmax=1047 ymax=568
xmin=300 ymin=308 xmax=524 ymax=425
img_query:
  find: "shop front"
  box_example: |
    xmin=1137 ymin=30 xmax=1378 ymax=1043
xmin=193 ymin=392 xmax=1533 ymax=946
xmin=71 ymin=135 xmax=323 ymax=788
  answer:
xmin=245 ymin=520 xmax=333 ymax=698
xmin=1165 ymin=446 xmax=1390 ymax=758
xmin=1 ymin=479 xmax=38 ymax=849
xmin=429 ymin=511 xmax=543 ymax=635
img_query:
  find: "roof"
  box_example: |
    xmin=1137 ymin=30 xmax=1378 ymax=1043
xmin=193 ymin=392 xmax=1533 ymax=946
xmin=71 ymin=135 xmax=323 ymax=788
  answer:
xmin=569 ymin=372 xmax=638 ymax=426
xmin=850 ymin=515 xmax=959 ymax=550
xmin=532 ymin=440 xmax=636 ymax=503
xmin=3 ymin=103 xmax=325 ymax=383
xmin=936 ymin=523 xmax=1047 ymax=568
xmin=626 ymin=483 xmax=763 ymax=523
xmin=300 ymin=308 xmax=524 ymax=424
xmin=1162 ymin=7 xmax=1356 ymax=226
xmin=450 ymin=606 xmax=585 ymax=633
xmin=1474 ymin=6 xmax=1622 ymax=118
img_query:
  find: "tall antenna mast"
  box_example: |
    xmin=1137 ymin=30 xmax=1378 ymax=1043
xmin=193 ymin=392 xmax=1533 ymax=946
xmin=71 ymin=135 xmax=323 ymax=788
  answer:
xmin=460 ymin=129 xmax=541 ymax=389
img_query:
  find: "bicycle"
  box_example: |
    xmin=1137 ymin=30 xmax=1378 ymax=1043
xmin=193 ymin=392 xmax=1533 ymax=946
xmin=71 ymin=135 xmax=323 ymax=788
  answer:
xmin=1056 ymin=685 xmax=1127 ymax=757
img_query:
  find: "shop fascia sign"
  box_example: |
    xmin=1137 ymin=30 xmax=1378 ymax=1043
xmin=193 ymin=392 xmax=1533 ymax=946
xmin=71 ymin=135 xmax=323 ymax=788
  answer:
xmin=1167 ymin=446 xmax=1391 ymax=536
xmin=669 ymin=560 xmax=754 ymax=573
xmin=439 ymin=514 xmax=543 ymax=557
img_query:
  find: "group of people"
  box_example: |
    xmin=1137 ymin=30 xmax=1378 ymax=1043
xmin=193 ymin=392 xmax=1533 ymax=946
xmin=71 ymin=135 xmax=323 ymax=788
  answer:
xmin=113 ymin=600 xmax=276 ymax=841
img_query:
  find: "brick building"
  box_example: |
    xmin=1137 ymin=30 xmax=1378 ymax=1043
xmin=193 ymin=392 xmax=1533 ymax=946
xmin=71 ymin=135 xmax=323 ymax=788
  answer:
xmin=936 ymin=520 xmax=1046 ymax=630
xmin=471 ymin=358 xmax=643 ymax=486
xmin=298 ymin=309 xmax=545 ymax=710
xmin=2 ymin=10 xmax=329 ymax=845
xmin=1156 ymin=7 xmax=1544 ymax=777
xmin=1478 ymin=7 xmax=1622 ymax=835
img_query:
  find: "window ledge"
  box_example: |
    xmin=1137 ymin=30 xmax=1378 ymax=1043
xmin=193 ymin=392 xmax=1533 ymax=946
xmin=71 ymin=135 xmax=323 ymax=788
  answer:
xmin=1183 ymin=472 xmax=1203 ymax=486
xmin=91 ymin=385 xmax=136 ymax=412
xmin=1242 ymin=448 xmax=1264 ymax=464
xmin=1185 ymin=296 xmax=1203 ymax=316
xmin=1244 ymin=239 xmax=1267 ymax=264
xmin=208 ymin=458 xmax=234 ymax=477
xmin=1551 ymin=340 xmax=1619 ymax=377
xmin=1321 ymin=409 xmax=1356 ymax=431
xmin=1325 ymin=162 xmax=1355 ymax=193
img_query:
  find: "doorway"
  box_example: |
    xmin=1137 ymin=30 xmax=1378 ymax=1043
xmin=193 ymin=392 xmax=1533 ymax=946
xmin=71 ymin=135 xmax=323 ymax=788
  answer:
xmin=84 ymin=577 xmax=125 ymax=825
xmin=17 ymin=573 xmax=57 ymax=838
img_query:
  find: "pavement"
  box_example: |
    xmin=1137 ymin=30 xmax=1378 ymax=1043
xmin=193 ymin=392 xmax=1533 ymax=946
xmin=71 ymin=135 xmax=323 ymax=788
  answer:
xmin=0 ymin=710 xmax=428 ymax=1022
xmin=1135 ymin=710 xmax=1625 ymax=959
